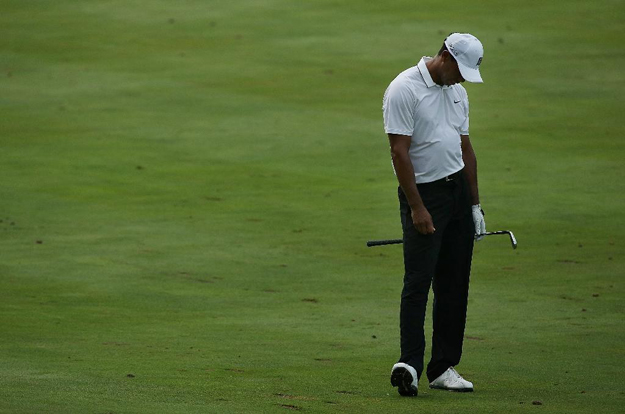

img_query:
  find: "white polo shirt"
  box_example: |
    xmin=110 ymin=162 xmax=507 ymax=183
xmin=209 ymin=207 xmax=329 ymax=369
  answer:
xmin=383 ymin=57 xmax=470 ymax=184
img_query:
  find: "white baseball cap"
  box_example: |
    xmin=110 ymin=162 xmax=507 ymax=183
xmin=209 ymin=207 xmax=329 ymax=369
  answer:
xmin=444 ymin=33 xmax=484 ymax=83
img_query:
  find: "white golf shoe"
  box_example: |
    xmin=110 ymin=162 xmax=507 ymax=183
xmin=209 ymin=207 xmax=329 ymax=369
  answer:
xmin=390 ymin=363 xmax=418 ymax=396
xmin=429 ymin=367 xmax=474 ymax=392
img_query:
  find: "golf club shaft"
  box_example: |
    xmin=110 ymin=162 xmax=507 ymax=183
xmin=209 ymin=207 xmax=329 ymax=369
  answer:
xmin=367 ymin=230 xmax=516 ymax=248
xmin=366 ymin=239 xmax=403 ymax=247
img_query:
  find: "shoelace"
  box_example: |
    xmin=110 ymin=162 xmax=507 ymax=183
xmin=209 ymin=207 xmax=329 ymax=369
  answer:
xmin=449 ymin=367 xmax=461 ymax=379
xmin=447 ymin=367 xmax=469 ymax=385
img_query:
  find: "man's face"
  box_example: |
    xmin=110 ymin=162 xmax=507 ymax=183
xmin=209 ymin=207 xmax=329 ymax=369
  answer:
xmin=440 ymin=53 xmax=465 ymax=86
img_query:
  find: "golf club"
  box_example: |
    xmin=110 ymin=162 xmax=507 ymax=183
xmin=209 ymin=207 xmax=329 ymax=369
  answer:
xmin=367 ymin=230 xmax=517 ymax=249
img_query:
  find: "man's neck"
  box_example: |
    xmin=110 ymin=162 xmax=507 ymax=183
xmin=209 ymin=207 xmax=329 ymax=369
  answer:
xmin=425 ymin=57 xmax=443 ymax=86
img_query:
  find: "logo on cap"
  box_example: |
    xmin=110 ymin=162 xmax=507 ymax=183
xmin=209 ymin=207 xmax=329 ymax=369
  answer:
xmin=477 ymin=57 xmax=483 ymax=66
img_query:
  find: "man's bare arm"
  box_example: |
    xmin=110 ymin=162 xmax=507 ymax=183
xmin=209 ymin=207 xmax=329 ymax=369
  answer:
xmin=460 ymin=134 xmax=480 ymax=205
xmin=388 ymin=133 xmax=435 ymax=235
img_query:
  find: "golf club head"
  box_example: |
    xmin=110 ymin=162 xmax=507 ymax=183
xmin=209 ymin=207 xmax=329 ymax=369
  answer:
xmin=480 ymin=231 xmax=517 ymax=249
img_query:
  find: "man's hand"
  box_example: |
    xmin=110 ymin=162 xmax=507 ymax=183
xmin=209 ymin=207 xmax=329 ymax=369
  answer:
xmin=412 ymin=206 xmax=436 ymax=235
xmin=472 ymin=204 xmax=486 ymax=240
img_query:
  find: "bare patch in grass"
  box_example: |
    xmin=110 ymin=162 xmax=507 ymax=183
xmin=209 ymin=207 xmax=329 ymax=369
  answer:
xmin=465 ymin=336 xmax=484 ymax=341
xmin=559 ymin=295 xmax=583 ymax=302
xmin=279 ymin=404 xmax=301 ymax=411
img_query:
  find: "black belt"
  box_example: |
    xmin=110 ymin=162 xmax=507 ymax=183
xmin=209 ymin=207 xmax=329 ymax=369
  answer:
xmin=420 ymin=170 xmax=463 ymax=186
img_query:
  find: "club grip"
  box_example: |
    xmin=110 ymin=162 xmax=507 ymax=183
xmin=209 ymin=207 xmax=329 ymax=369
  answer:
xmin=366 ymin=239 xmax=403 ymax=247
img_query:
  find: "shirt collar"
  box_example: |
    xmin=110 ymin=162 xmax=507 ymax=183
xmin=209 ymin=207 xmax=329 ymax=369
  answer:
xmin=417 ymin=56 xmax=451 ymax=89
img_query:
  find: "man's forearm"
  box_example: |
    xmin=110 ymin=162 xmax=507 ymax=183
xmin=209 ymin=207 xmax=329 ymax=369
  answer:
xmin=461 ymin=139 xmax=480 ymax=205
xmin=392 ymin=151 xmax=425 ymax=210
xmin=388 ymin=133 xmax=435 ymax=234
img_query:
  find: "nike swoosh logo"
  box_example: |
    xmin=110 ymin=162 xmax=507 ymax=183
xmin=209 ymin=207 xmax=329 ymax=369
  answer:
xmin=454 ymin=100 xmax=461 ymax=104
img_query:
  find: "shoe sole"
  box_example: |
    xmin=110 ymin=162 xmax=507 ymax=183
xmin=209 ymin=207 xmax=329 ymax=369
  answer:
xmin=391 ymin=367 xmax=418 ymax=397
xmin=429 ymin=385 xmax=473 ymax=393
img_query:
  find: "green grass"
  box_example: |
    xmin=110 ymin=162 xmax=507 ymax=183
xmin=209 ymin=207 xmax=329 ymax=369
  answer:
xmin=1 ymin=0 xmax=624 ymax=412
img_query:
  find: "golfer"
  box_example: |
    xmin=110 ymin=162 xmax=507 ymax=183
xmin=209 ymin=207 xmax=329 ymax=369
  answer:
xmin=382 ymin=33 xmax=486 ymax=396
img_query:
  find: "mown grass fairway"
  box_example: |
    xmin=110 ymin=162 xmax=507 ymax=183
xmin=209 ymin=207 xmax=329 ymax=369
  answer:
xmin=1 ymin=1 xmax=624 ymax=413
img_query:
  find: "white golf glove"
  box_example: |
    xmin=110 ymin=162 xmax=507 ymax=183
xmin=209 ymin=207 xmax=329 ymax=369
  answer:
xmin=472 ymin=204 xmax=486 ymax=241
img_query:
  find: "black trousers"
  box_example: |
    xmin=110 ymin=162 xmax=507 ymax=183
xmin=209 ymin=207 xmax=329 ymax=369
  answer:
xmin=397 ymin=170 xmax=475 ymax=382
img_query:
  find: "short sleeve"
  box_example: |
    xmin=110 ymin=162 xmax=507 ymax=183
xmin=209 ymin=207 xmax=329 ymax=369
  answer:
xmin=458 ymin=86 xmax=470 ymax=135
xmin=382 ymin=79 xmax=415 ymax=136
